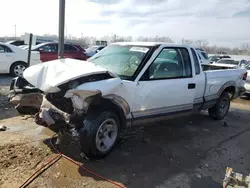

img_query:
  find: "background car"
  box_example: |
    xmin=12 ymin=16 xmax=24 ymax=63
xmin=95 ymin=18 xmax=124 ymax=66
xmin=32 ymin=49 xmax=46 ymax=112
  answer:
xmin=85 ymin=45 xmax=106 ymax=58
xmin=0 ymin=42 xmax=41 ymax=76
xmin=209 ymin=55 xmax=231 ymax=63
xmin=213 ymin=58 xmax=249 ymax=68
xmin=32 ymin=42 xmax=87 ymax=62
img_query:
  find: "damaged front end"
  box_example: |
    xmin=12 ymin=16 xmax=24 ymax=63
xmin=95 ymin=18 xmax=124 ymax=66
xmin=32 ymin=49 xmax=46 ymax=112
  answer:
xmin=9 ymin=58 xmax=132 ymax=158
xmin=9 ymin=70 xmax=121 ymax=129
xmin=36 ymin=72 xmax=116 ymax=125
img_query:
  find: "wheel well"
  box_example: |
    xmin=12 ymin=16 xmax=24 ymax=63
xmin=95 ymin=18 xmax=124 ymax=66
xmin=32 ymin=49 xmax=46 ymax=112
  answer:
xmin=88 ymin=98 xmax=127 ymax=130
xmin=224 ymin=86 xmax=235 ymax=99
xmin=9 ymin=61 xmax=26 ymax=73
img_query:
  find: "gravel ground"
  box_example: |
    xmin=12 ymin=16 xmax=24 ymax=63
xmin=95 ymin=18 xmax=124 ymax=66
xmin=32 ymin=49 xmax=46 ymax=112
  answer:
xmin=0 ymin=75 xmax=250 ymax=188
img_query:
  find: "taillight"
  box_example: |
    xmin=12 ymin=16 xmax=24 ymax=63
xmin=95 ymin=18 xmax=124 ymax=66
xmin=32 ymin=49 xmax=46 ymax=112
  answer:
xmin=243 ymin=72 xmax=248 ymax=80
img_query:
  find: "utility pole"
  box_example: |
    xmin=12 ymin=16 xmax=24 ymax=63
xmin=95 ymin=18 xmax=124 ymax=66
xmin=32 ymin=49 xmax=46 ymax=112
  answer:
xmin=58 ymin=0 xmax=65 ymax=59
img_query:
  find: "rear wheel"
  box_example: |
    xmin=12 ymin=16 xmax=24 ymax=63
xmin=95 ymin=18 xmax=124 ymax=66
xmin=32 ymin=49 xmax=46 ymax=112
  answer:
xmin=79 ymin=110 xmax=120 ymax=159
xmin=208 ymin=92 xmax=230 ymax=120
xmin=10 ymin=62 xmax=27 ymax=77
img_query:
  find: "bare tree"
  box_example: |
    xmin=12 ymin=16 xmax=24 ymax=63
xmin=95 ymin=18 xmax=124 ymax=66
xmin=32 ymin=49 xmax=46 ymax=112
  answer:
xmin=196 ymin=40 xmax=209 ymax=48
xmin=183 ymin=39 xmax=193 ymax=45
xmin=240 ymin=43 xmax=250 ymax=52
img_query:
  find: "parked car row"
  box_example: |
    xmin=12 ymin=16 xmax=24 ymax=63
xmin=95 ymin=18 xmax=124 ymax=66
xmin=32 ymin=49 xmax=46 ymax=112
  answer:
xmin=31 ymin=42 xmax=87 ymax=62
xmin=0 ymin=41 xmax=97 ymax=76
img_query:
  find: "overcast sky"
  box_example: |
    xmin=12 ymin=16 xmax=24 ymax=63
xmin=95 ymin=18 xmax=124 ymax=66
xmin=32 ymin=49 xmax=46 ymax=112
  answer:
xmin=1 ymin=0 xmax=250 ymax=47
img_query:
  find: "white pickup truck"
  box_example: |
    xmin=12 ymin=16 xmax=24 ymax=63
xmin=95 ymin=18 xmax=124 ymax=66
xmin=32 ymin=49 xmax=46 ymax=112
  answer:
xmin=9 ymin=42 xmax=247 ymax=158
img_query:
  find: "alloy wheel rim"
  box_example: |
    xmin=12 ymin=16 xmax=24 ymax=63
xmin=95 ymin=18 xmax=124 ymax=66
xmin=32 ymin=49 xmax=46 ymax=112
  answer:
xmin=95 ymin=118 xmax=118 ymax=152
xmin=14 ymin=65 xmax=26 ymax=76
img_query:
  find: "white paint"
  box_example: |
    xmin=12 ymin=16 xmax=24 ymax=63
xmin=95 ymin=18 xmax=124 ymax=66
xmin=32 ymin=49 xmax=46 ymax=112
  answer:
xmin=23 ymin=58 xmax=114 ymax=93
xmin=74 ymin=77 xmax=122 ymax=96
xmin=0 ymin=42 xmax=41 ymax=74
xmin=204 ymin=68 xmax=247 ymax=97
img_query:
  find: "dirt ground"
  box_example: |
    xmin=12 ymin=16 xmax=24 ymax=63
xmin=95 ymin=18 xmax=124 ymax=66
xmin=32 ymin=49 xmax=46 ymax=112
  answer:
xmin=0 ymin=75 xmax=250 ymax=188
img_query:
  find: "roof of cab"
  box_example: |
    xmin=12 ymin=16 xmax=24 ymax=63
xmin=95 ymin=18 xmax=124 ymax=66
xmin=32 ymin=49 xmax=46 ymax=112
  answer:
xmin=111 ymin=42 xmax=191 ymax=48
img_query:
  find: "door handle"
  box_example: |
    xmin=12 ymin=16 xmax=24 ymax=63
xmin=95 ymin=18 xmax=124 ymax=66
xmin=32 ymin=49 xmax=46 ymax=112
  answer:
xmin=188 ymin=83 xmax=196 ymax=89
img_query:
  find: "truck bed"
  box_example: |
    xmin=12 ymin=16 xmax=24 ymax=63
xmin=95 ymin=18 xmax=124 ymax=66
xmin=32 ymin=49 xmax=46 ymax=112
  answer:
xmin=204 ymin=67 xmax=246 ymax=99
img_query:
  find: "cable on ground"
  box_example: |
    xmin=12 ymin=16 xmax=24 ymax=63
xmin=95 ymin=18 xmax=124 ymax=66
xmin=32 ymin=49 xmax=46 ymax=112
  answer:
xmin=19 ymin=134 xmax=125 ymax=188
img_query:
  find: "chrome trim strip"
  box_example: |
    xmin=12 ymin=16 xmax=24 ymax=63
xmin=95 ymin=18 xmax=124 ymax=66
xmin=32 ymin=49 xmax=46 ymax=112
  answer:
xmin=194 ymin=97 xmax=203 ymax=104
xmin=205 ymin=94 xmax=218 ymax=101
xmin=132 ymin=103 xmax=193 ymax=119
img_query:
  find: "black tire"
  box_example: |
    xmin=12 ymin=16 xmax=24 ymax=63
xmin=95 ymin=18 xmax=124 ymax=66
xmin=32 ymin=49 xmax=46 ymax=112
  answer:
xmin=10 ymin=62 xmax=27 ymax=77
xmin=208 ymin=92 xmax=230 ymax=120
xmin=16 ymin=106 xmax=39 ymax=115
xmin=79 ymin=110 xmax=120 ymax=159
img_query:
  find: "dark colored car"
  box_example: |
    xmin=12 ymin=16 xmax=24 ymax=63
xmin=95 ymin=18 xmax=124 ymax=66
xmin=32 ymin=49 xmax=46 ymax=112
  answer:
xmin=32 ymin=42 xmax=87 ymax=62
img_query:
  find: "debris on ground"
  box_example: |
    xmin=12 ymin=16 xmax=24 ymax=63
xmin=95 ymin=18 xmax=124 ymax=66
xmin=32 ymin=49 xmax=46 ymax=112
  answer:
xmin=21 ymin=115 xmax=34 ymax=120
xmin=0 ymin=125 xmax=7 ymax=131
xmin=196 ymin=174 xmax=202 ymax=179
xmin=223 ymin=167 xmax=250 ymax=188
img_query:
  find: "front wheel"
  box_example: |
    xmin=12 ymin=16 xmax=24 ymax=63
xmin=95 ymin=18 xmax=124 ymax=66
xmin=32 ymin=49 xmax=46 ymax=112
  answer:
xmin=79 ymin=110 xmax=120 ymax=159
xmin=208 ymin=92 xmax=230 ymax=120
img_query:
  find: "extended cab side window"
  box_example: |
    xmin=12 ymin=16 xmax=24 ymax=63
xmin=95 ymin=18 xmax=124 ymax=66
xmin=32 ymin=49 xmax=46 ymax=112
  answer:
xmin=144 ymin=47 xmax=192 ymax=80
xmin=191 ymin=49 xmax=200 ymax=75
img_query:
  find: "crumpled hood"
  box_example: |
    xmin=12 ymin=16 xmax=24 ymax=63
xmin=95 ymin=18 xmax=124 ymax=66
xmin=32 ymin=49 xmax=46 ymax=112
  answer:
xmin=23 ymin=58 xmax=115 ymax=93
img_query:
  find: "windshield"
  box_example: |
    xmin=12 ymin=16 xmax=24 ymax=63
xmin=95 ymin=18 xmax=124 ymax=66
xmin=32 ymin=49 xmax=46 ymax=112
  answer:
xmin=88 ymin=45 xmax=151 ymax=79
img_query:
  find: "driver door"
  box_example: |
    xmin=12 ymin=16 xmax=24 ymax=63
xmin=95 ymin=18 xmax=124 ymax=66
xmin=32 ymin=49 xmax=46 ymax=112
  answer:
xmin=131 ymin=47 xmax=195 ymax=124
